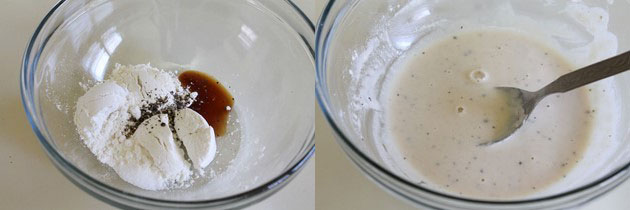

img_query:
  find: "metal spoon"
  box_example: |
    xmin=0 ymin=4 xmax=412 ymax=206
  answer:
xmin=479 ymin=50 xmax=630 ymax=146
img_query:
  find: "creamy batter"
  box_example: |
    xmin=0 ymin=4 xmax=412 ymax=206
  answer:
xmin=385 ymin=29 xmax=594 ymax=199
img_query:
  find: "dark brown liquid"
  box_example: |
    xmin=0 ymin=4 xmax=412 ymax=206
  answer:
xmin=178 ymin=71 xmax=234 ymax=137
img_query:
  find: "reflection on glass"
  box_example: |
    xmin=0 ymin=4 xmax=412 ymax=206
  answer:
xmin=238 ymin=24 xmax=258 ymax=49
xmin=81 ymin=27 xmax=121 ymax=81
xmin=389 ymin=7 xmax=432 ymax=49
xmin=66 ymin=2 xmax=114 ymax=52
xmin=103 ymin=27 xmax=122 ymax=53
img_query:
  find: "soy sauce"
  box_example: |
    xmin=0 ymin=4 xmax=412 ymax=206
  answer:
xmin=178 ymin=71 xmax=234 ymax=137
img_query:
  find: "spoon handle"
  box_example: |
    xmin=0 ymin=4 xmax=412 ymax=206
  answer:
xmin=542 ymin=50 xmax=630 ymax=95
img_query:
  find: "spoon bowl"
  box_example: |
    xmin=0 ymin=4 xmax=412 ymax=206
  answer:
xmin=478 ymin=87 xmax=536 ymax=146
xmin=480 ymin=50 xmax=630 ymax=146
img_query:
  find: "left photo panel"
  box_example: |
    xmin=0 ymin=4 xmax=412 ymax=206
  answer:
xmin=3 ymin=0 xmax=315 ymax=209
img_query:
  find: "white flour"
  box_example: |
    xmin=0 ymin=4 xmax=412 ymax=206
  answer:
xmin=74 ymin=64 xmax=217 ymax=190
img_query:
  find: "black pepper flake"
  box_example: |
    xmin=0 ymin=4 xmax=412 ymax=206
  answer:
xmin=160 ymin=122 xmax=166 ymax=127
xmin=122 ymin=91 xmax=196 ymax=138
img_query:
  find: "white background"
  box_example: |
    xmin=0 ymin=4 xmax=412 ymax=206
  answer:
xmin=314 ymin=0 xmax=630 ymax=209
xmin=0 ymin=1 xmax=314 ymax=209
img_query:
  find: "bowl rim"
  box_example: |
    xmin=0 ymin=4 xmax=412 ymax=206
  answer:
xmin=315 ymin=0 xmax=630 ymax=206
xmin=20 ymin=0 xmax=315 ymax=207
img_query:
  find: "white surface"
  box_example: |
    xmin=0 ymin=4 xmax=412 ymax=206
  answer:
xmin=314 ymin=0 xmax=630 ymax=209
xmin=0 ymin=0 xmax=314 ymax=209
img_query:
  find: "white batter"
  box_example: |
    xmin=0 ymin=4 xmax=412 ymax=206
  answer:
xmin=385 ymin=29 xmax=595 ymax=199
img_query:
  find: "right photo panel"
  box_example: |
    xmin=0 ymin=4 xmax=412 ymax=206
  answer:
xmin=314 ymin=0 xmax=630 ymax=209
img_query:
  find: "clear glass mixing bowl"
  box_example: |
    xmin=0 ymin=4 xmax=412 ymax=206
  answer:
xmin=21 ymin=0 xmax=314 ymax=209
xmin=316 ymin=0 xmax=630 ymax=209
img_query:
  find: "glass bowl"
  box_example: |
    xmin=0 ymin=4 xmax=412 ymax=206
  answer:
xmin=316 ymin=0 xmax=630 ymax=209
xmin=21 ymin=0 xmax=314 ymax=209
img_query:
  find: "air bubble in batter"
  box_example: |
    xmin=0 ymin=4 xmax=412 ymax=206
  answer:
xmin=470 ymin=70 xmax=488 ymax=83
xmin=456 ymin=106 xmax=465 ymax=114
